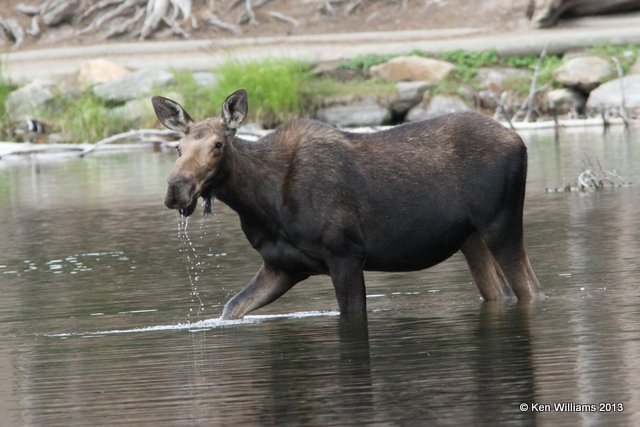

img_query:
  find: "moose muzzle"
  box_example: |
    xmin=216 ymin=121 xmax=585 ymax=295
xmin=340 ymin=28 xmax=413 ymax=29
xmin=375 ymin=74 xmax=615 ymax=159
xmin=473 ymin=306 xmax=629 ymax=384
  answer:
xmin=165 ymin=174 xmax=197 ymax=213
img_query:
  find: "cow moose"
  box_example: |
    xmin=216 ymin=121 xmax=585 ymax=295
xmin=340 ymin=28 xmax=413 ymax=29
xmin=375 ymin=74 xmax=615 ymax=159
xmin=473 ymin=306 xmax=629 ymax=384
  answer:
xmin=152 ymin=89 xmax=544 ymax=320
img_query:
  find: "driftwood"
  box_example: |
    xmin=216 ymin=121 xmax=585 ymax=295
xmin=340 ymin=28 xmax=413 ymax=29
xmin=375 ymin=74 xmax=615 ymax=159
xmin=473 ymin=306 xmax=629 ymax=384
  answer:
xmin=78 ymin=128 xmax=178 ymax=157
xmin=268 ymin=11 xmax=298 ymax=27
xmin=203 ymin=11 xmax=242 ymax=35
xmin=41 ymin=0 xmax=79 ymax=26
xmin=546 ymin=156 xmax=631 ymax=192
xmin=529 ymin=0 xmax=640 ymax=28
xmin=0 ymin=18 xmax=25 ymax=47
xmin=0 ymin=0 xmax=414 ymax=45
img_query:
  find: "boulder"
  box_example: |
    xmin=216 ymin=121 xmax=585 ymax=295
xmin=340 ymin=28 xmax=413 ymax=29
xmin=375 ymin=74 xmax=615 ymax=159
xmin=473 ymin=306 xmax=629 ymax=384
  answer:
xmin=629 ymin=57 xmax=640 ymax=75
xmin=406 ymin=95 xmax=470 ymax=122
xmin=111 ymin=92 xmax=185 ymax=128
xmin=545 ymin=88 xmax=586 ymax=116
xmin=369 ymin=56 xmax=455 ymax=84
xmin=553 ymin=56 xmax=614 ymax=93
xmin=93 ymin=69 xmax=174 ymax=103
xmin=389 ymin=81 xmax=431 ymax=115
xmin=315 ymin=96 xmax=391 ymax=127
xmin=78 ymin=59 xmax=130 ymax=89
xmin=586 ymin=75 xmax=640 ymax=111
xmin=6 ymin=80 xmax=55 ymax=119
xmin=476 ymin=67 xmax=530 ymax=92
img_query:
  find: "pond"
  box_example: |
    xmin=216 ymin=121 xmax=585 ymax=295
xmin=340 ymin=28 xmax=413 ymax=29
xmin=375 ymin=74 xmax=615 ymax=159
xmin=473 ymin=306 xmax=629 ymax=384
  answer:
xmin=0 ymin=127 xmax=638 ymax=426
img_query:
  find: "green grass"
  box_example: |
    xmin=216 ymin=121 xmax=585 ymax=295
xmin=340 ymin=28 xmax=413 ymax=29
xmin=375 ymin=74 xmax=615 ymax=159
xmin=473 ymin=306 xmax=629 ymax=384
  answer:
xmin=0 ymin=62 xmax=16 ymax=140
xmin=45 ymin=92 xmax=128 ymax=143
xmin=210 ymin=58 xmax=312 ymax=127
xmin=337 ymin=53 xmax=398 ymax=72
xmin=168 ymin=69 xmax=218 ymax=120
xmin=588 ymin=43 xmax=638 ymax=74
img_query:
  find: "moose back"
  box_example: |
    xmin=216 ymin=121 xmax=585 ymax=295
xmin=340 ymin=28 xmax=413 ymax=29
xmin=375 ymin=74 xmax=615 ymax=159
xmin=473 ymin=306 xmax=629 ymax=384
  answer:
xmin=152 ymin=89 xmax=544 ymax=319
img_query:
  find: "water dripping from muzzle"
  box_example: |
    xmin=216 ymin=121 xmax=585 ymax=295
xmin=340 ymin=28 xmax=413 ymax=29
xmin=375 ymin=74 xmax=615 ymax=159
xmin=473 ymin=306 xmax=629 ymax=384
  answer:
xmin=177 ymin=215 xmax=205 ymax=321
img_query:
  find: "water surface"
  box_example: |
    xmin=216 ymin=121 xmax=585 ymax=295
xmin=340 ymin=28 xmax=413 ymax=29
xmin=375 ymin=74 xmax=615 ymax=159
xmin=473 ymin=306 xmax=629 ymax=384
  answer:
xmin=0 ymin=128 xmax=638 ymax=426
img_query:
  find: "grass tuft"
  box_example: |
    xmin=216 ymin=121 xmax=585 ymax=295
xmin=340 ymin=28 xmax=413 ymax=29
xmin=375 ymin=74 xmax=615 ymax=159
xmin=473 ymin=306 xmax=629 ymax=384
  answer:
xmin=210 ymin=58 xmax=311 ymax=127
xmin=47 ymin=92 xmax=128 ymax=143
xmin=0 ymin=62 xmax=16 ymax=140
xmin=169 ymin=70 xmax=218 ymax=120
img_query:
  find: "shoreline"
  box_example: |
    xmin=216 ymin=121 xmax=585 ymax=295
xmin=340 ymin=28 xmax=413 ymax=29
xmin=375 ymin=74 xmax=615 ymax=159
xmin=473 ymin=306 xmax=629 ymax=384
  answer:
xmin=1 ymin=118 xmax=632 ymax=161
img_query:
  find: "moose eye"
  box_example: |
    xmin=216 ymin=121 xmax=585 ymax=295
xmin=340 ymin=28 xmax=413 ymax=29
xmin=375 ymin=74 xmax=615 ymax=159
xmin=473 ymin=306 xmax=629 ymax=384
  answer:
xmin=175 ymin=146 xmax=182 ymax=156
xmin=214 ymin=142 xmax=223 ymax=149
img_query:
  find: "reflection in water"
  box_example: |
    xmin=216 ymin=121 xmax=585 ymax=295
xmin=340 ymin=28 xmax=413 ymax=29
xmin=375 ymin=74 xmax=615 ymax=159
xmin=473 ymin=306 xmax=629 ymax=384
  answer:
xmin=0 ymin=129 xmax=638 ymax=425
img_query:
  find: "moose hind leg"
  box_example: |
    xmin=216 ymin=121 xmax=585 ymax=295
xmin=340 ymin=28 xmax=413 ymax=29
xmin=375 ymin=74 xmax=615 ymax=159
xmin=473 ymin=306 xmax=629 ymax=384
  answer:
xmin=482 ymin=221 xmax=544 ymax=301
xmin=221 ymin=263 xmax=307 ymax=320
xmin=461 ymin=233 xmax=515 ymax=301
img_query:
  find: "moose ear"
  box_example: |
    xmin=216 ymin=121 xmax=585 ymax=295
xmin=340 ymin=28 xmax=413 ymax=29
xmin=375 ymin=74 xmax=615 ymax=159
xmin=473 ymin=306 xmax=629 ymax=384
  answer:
xmin=151 ymin=96 xmax=193 ymax=135
xmin=222 ymin=89 xmax=248 ymax=130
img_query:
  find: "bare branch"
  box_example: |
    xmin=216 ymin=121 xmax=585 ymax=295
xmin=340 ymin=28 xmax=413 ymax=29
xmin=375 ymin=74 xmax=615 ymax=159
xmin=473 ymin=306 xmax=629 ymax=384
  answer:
xmin=103 ymin=7 xmax=145 ymax=39
xmin=0 ymin=18 xmax=25 ymax=47
xmin=268 ymin=11 xmax=298 ymax=27
xmin=203 ymin=11 xmax=242 ymax=35
xmin=26 ymin=15 xmax=41 ymax=37
xmin=77 ymin=0 xmax=123 ymax=23
xmin=514 ymin=43 xmax=548 ymax=122
xmin=15 ymin=3 xmax=41 ymax=16
xmin=612 ymin=56 xmax=629 ymax=127
xmin=345 ymin=0 xmax=363 ymax=15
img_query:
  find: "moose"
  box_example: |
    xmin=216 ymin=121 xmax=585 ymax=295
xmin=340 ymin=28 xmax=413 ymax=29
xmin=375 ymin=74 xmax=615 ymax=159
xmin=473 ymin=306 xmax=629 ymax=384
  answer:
xmin=152 ymin=89 xmax=544 ymax=320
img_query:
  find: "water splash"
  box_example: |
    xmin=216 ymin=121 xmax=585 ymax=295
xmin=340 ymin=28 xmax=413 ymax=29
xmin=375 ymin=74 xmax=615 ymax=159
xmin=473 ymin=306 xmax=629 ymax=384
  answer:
xmin=47 ymin=311 xmax=340 ymax=337
xmin=177 ymin=214 xmax=205 ymax=320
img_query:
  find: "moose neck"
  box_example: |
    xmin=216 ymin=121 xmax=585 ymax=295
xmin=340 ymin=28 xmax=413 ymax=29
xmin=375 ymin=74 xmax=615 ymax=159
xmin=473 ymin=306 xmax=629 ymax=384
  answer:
xmin=212 ymin=135 xmax=284 ymax=223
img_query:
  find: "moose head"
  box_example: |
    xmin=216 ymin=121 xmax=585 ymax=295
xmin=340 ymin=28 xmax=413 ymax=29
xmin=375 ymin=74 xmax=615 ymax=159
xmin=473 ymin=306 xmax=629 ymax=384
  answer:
xmin=152 ymin=89 xmax=248 ymax=216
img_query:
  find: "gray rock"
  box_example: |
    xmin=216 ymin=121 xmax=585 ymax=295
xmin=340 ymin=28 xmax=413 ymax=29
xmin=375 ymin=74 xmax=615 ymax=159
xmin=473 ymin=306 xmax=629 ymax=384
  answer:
xmin=553 ymin=56 xmax=614 ymax=93
xmin=389 ymin=81 xmax=431 ymax=114
xmin=629 ymin=57 xmax=640 ymax=75
xmin=6 ymin=80 xmax=55 ymax=119
xmin=406 ymin=95 xmax=470 ymax=122
xmin=586 ymin=75 xmax=640 ymax=111
xmin=77 ymin=58 xmax=130 ymax=89
xmin=93 ymin=68 xmax=174 ymax=102
xmin=545 ymin=88 xmax=586 ymax=116
xmin=315 ymin=97 xmax=391 ymax=127
xmin=476 ymin=67 xmax=530 ymax=91
xmin=109 ymin=99 xmax=155 ymax=128
xmin=112 ymin=92 xmax=185 ymax=127
xmin=478 ymin=90 xmax=498 ymax=109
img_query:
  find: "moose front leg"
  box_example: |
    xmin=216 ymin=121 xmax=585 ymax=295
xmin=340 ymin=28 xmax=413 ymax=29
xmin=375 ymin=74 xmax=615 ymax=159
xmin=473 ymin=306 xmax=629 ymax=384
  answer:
xmin=221 ymin=263 xmax=307 ymax=320
xmin=329 ymin=258 xmax=367 ymax=317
